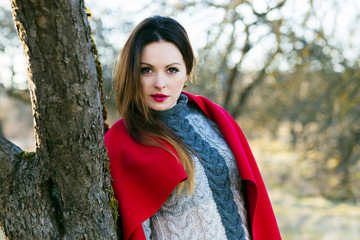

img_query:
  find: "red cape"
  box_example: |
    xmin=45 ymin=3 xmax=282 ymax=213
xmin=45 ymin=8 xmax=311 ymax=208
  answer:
xmin=105 ymin=92 xmax=282 ymax=240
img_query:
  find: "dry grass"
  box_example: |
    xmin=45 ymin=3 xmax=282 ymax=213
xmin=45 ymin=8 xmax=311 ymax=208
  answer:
xmin=250 ymin=138 xmax=360 ymax=240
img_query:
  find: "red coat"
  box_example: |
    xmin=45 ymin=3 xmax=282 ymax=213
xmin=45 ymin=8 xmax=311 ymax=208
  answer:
xmin=105 ymin=91 xmax=282 ymax=240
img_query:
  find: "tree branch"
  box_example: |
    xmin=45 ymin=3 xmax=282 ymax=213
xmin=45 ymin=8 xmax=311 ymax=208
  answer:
xmin=0 ymin=136 xmax=22 ymax=181
xmin=231 ymin=47 xmax=281 ymax=118
xmin=223 ymin=24 xmax=252 ymax=110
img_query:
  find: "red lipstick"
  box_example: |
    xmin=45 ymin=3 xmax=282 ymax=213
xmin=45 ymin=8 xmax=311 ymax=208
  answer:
xmin=151 ymin=94 xmax=168 ymax=102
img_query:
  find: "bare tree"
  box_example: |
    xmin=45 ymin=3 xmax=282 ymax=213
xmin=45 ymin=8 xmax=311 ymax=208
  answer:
xmin=159 ymin=0 xmax=360 ymax=201
xmin=0 ymin=0 xmax=117 ymax=239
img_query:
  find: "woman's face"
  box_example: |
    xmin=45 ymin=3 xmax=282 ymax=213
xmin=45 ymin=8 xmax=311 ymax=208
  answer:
xmin=140 ymin=40 xmax=187 ymax=111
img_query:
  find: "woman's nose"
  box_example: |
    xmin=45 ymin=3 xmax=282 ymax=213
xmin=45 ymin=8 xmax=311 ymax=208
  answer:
xmin=154 ymin=74 xmax=166 ymax=88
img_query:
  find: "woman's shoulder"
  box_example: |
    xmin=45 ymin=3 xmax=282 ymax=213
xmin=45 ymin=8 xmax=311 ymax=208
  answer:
xmin=107 ymin=118 xmax=125 ymax=131
xmin=104 ymin=119 xmax=129 ymax=150
xmin=105 ymin=119 xmax=125 ymax=137
xmin=183 ymin=91 xmax=233 ymax=122
xmin=183 ymin=91 xmax=224 ymax=110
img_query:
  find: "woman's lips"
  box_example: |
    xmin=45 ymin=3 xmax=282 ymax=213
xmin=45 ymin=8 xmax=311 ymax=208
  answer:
xmin=151 ymin=94 xmax=168 ymax=102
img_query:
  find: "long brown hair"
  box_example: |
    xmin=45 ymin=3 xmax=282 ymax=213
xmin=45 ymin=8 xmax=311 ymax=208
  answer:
xmin=113 ymin=16 xmax=196 ymax=195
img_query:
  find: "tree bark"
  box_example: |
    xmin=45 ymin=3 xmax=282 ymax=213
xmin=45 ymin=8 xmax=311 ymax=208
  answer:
xmin=0 ymin=0 xmax=117 ymax=239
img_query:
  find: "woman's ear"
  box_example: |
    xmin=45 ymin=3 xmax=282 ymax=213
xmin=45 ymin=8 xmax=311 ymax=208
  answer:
xmin=183 ymin=75 xmax=188 ymax=88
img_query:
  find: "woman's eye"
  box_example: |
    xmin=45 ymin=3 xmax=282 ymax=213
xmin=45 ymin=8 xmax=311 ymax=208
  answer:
xmin=141 ymin=67 xmax=152 ymax=74
xmin=168 ymin=68 xmax=179 ymax=74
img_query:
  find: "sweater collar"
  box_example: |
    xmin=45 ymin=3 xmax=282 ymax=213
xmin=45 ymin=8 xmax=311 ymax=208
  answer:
xmin=158 ymin=93 xmax=188 ymax=124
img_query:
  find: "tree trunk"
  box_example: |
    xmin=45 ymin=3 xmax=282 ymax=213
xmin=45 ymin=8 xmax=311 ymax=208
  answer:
xmin=0 ymin=0 xmax=117 ymax=239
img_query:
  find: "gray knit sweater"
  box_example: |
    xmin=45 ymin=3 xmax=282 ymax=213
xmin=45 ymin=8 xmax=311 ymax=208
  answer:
xmin=142 ymin=94 xmax=251 ymax=240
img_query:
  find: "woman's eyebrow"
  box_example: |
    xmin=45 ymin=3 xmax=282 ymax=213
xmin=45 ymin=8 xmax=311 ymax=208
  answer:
xmin=165 ymin=63 xmax=181 ymax=68
xmin=140 ymin=62 xmax=181 ymax=68
xmin=140 ymin=62 xmax=153 ymax=67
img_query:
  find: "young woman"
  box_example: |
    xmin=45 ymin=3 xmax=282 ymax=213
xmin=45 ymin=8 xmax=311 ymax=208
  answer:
xmin=105 ymin=15 xmax=281 ymax=240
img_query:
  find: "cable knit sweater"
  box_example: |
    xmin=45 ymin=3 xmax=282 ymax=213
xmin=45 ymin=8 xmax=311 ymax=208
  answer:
xmin=142 ymin=94 xmax=252 ymax=240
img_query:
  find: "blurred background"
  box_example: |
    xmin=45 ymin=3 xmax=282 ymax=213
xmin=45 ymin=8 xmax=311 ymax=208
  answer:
xmin=1 ymin=0 xmax=359 ymax=239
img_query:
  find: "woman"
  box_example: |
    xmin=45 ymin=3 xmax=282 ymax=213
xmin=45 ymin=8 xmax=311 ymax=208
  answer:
xmin=105 ymin=15 xmax=281 ymax=240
